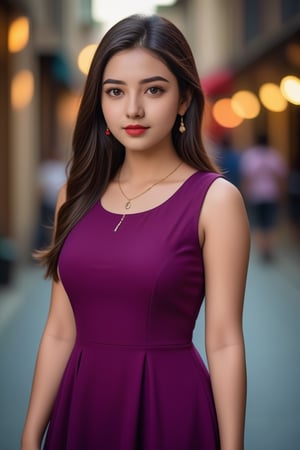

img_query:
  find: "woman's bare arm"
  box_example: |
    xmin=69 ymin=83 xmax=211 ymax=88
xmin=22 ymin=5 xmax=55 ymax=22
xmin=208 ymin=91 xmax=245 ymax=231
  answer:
xmin=200 ymin=178 xmax=250 ymax=450
xmin=21 ymin=186 xmax=76 ymax=449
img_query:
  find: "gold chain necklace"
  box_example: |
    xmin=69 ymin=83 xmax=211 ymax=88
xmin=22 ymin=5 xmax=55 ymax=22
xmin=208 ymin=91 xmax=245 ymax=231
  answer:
xmin=113 ymin=161 xmax=182 ymax=232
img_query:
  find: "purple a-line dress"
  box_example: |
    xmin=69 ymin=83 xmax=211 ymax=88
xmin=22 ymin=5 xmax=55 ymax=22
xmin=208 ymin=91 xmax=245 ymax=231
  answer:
xmin=44 ymin=171 xmax=221 ymax=450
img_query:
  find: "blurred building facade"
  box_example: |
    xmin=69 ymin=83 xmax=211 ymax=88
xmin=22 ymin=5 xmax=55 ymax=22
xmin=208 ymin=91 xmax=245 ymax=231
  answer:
xmin=1 ymin=0 xmax=300 ymax=260
xmin=0 ymin=0 xmax=98 ymax=260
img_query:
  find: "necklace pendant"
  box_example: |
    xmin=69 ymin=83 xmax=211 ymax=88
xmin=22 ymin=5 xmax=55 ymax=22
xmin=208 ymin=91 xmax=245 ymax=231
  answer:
xmin=117 ymin=161 xmax=183 ymax=216
xmin=114 ymin=214 xmax=126 ymax=232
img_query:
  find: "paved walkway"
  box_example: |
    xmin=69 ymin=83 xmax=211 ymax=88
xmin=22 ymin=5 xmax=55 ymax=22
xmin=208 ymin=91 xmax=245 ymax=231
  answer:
xmin=0 ymin=244 xmax=299 ymax=450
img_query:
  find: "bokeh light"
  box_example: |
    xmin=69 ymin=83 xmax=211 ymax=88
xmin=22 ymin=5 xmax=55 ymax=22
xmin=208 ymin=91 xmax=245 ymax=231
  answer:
xmin=8 ymin=16 xmax=30 ymax=53
xmin=212 ymin=98 xmax=243 ymax=128
xmin=280 ymin=75 xmax=300 ymax=105
xmin=11 ymin=70 xmax=34 ymax=109
xmin=57 ymin=92 xmax=81 ymax=129
xmin=231 ymin=90 xmax=260 ymax=119
xmin=77 ymin=44 xmax=97 ymax=75
xmin=258 ymin=83 xmax=287 ymax=112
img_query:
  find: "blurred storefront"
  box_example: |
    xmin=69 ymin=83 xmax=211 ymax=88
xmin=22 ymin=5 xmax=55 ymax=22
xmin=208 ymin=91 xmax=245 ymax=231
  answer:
xmin=0 ymin=0 xmax=37 ymax=274
xmin=0 ymin=0 xmax=96 ymax=264
xmin=1 ymin=0 xmax=299 ymax=265
xmin=187 ymin=0 xmax=300 ymax=168
xmin=231 ymin=3 xmax=300 ymax=167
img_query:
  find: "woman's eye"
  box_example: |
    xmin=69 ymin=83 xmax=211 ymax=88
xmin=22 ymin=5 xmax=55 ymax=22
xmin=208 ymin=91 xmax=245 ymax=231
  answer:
xmin=147 ymin=86 xmax=163 ymax=95
xmin=107 ymin=88 xmax=122 ymax=97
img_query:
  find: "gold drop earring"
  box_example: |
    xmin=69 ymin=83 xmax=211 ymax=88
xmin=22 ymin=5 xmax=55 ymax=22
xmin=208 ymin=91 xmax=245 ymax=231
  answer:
xmin=179 ymin=115 xmax=186 ymax=133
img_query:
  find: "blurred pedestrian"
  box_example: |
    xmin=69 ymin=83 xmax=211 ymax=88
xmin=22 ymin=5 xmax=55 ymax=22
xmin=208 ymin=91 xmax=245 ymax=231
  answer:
xmin=34 ymin=154 xmax=66 ymax=249
xmin=287 ymin=155 xmax=300 ymax=244
xmin=217 ymin=135 xmax=241 ymax=188
xmin=240 ymin=133 xmax=287 ymax=261
xmin=21 ymin=14 xmax=249 ymax=450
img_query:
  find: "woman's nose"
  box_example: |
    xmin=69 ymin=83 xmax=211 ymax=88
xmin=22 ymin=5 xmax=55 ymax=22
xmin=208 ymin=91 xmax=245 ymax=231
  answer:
xmin=126 ymin=95 xmax=145 ymax=119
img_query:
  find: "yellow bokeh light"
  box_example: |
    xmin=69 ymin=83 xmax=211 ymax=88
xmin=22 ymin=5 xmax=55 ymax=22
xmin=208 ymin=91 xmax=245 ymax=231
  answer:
xmin=11 ymin=70 xmax=34 ymax=109
xmin=57 ymin=92 xmax=81 ymax=129
xmin=212 ymin=98 xmax=243 ymax=128
xmin=8 ymin=16 xmax=30 ymax=53
xmin=258 ymin=83 xmax=287 ymax=112
xmin=280 ymin=75 xmax=300 ymax=105
xmin=77 ymin=45 xmax=97 ymax=75
xmin=231 ymin=90 xmax=260 ymax=119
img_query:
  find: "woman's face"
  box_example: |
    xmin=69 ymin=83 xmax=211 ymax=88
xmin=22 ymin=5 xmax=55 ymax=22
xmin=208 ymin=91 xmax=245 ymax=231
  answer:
xmin=101 ymin=47 xmax=186 ymax=154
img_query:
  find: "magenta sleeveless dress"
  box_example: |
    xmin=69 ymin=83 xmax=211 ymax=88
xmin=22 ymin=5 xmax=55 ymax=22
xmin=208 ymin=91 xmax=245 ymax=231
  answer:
xmin=44 ymin=171 xmax=220 ymax=450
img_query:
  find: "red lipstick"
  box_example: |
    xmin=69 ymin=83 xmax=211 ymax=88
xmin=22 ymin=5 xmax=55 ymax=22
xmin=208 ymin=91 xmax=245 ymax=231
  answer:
xmin=124 ymin=125 xmax=149 ymax=136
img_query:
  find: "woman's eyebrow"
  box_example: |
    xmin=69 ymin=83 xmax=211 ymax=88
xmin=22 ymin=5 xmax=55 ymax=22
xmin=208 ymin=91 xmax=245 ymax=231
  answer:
xmin=103 ymin=79 xmax=125 ymax=85
xmin=102 ymin=75 xmax=169 ymax=85
xmin=140 ymin=76 xmax=169 ymax=84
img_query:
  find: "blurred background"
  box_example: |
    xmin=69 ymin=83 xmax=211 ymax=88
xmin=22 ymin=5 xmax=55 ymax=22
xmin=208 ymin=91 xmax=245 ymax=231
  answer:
xmin=0 ymin=0 xmax=300 ymax=449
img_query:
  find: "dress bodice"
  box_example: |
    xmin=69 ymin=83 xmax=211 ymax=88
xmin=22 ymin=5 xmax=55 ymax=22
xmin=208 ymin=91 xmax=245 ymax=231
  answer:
xmin=58 ymin=171 xmax=219 ymax=347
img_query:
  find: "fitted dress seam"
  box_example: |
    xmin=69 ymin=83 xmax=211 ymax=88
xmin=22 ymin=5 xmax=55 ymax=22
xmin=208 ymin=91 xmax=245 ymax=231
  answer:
xmin=75 ymin=340 xmax=192 ymax=350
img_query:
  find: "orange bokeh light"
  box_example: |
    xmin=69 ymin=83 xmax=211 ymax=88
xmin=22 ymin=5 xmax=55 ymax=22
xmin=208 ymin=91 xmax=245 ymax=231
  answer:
xmin=11 ymin=70 xmax=34 ymax=109
xmin=212 ymin=98 xmax=243 ymax=128
xmin=8 ymin=16 xmax=29 ymax=53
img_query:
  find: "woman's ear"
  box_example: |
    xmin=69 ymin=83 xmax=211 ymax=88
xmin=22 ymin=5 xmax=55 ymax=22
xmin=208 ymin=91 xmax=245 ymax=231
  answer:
xmin=178 ymin=90 xmax=192 ymax=116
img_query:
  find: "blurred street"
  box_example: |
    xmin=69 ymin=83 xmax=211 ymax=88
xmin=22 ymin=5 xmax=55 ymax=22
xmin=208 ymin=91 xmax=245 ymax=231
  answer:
xmin=1 ymin=1 xmax=300 ymax=449
xmin=0 ymin=243 xmax=299 ymax=450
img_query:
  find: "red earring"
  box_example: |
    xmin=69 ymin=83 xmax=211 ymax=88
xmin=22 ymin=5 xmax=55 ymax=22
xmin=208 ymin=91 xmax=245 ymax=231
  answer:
xmin=105 ymin=127 xmax=111 ymax=136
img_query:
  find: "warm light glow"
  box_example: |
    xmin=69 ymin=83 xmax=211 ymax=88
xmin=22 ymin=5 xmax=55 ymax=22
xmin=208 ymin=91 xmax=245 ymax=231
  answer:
xmin=212 ymin=98 xmax=243 ymax=128
xmin=286 ymin=43 xmax=300 ymax=67
xmin=92 ymin=1 xmax=175 ymax=24
xmin=77 ymin=44 xmax=97 ymax=75
xmin=11 ymin=70 xmax=34 ymax=109
xmin=57 ymin=92 xmax=81 ymax=129
xmin=258 ymin=83 xmax=287 ymax=112
xmin=280 ymin=75 xmax=300 ymax=105
xmin=231 ymin=90 xmax=260 ymax=119
xmin=8 ymin=16 xmax=30 ymax=53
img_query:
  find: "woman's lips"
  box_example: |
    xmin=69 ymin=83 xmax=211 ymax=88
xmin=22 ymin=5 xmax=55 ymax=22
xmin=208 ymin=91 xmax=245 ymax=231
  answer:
xmin=124 ymin=125 xmax=149 ymax=136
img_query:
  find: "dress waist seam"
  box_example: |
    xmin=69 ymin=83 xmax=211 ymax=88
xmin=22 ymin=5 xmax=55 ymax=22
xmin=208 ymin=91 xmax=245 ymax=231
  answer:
xmin=75 ymin=340 xmax=193 ymax=350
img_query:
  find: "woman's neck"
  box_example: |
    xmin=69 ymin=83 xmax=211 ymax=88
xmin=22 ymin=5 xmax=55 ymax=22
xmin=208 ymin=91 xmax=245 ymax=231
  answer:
xmin=119 ymin=150 xmax=182 ymax=183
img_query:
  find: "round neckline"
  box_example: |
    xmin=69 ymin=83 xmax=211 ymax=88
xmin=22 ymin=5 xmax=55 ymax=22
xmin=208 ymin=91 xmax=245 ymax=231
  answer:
xmin=99 ymin=170 xmax=201 ymax=217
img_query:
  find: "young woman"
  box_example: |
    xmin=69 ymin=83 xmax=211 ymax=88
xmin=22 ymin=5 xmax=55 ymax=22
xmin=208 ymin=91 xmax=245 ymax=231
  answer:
xmin=21 ymin=14 xmax=250 ymax=450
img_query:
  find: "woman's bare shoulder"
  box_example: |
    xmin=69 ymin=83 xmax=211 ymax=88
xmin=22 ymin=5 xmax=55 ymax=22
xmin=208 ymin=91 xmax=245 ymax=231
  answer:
xmin=206 ymin=177 xmax=244 ymax=209
xmin=201 ymin=177 xmax=248 ymax=230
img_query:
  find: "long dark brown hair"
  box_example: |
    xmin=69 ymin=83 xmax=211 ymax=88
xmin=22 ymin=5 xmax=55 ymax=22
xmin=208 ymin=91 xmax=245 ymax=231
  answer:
xmin=38 ymin=14 xmax=219 ymax=280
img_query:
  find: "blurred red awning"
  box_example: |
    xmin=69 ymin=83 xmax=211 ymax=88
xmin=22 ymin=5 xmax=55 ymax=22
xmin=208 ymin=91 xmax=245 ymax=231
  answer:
xmin=201 ymin=69 xmax=233 ymax=97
